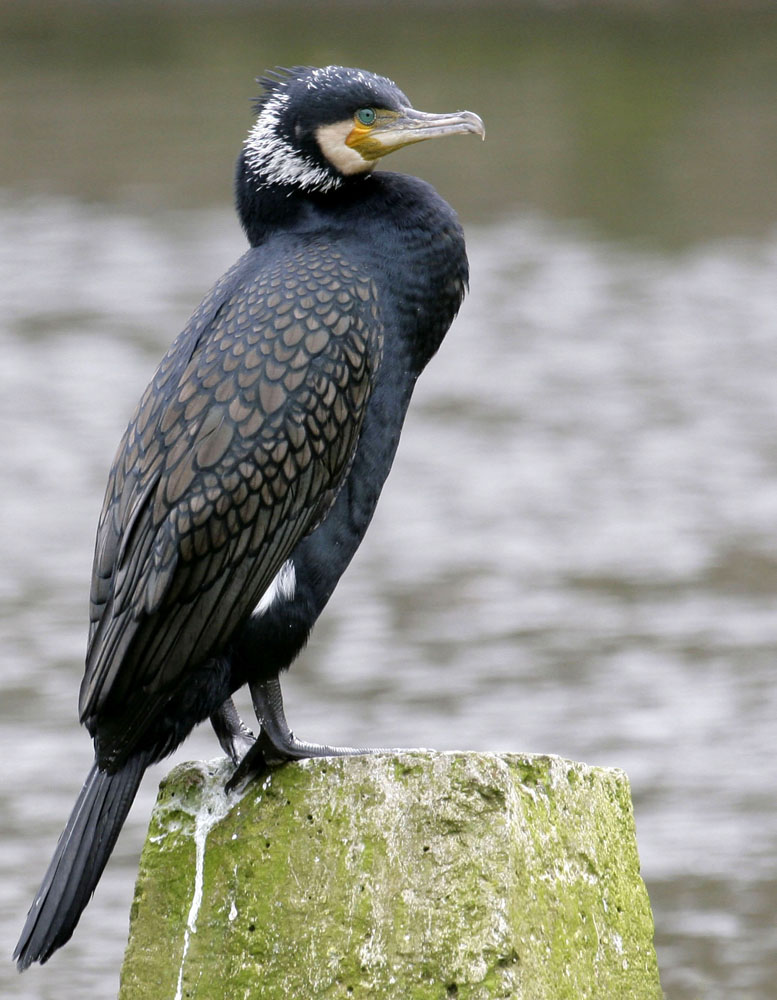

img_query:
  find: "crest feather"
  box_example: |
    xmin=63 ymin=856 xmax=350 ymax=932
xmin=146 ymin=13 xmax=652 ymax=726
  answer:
xmin=253 ymin=66 xmax=313 ymax=114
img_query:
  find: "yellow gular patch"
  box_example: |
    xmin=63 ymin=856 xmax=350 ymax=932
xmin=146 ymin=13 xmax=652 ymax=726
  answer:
xmin=315 ymin=120 xmax=374 ymax=176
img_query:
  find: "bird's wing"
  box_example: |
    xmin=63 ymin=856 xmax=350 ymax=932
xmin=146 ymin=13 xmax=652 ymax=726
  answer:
xmin=80 ymin=240 xmax=382 ymax=766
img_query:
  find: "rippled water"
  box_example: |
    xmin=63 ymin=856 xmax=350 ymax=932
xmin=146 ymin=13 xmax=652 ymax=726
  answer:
xmin=2 ymin=193 xmax=777 ymax=999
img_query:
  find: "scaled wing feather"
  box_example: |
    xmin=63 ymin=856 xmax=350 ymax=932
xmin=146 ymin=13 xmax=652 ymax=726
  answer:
xmin=80 ymin=240 xmax=383 ymax=766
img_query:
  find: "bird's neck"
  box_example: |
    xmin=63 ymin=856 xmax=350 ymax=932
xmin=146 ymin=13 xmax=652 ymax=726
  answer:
xmin=234 ymin=155 xmax=467 ymax=375
xmin=235 ymin=158 xmax=299 ymax=245
xmin=234 ymin=149 xmax=367 ymax=246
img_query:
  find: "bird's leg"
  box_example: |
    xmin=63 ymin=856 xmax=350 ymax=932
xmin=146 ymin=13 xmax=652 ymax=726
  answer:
xmin=226 ymin=676 xmax=385 ymax=791
xmin=251 ymin=676 xmax=386 ymax=763
xmin=210 ymin=697 xmax=256 ymax=765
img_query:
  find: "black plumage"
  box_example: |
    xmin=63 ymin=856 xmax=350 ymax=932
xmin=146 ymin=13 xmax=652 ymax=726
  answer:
xmin=15 ymin=65 xmax=483 ymax=969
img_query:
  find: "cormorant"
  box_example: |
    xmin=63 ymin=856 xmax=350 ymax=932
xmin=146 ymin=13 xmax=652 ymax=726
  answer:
xmin=14 ymin=65 xmax=484 ymax=970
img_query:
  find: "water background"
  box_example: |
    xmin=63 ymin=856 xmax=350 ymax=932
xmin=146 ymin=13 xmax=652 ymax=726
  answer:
xmin=2 ymin=4 xmax=777 ymax=998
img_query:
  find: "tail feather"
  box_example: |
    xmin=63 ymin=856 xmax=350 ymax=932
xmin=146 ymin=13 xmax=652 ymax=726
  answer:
xmin=14 ymin=755 xmax=147 ymax=970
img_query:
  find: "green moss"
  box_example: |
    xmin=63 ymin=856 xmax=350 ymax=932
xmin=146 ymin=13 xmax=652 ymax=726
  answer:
xmin=120 ymin=752 xmax=662 ymax=1000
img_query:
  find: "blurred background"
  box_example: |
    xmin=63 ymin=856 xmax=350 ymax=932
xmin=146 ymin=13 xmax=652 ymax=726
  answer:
xmin=2 ymin=1 xmax=777 ymax=997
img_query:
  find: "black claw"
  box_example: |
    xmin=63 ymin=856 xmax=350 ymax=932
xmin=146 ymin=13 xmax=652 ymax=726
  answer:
xmin=225 ymin=738 xmax=273 ymax=793
xmin=211 ymin=698 xmax=256 ymax=765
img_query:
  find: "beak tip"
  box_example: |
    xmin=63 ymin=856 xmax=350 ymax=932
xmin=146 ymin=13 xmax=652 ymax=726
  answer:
xmin=464 ymin=111 xmax=486 ymax=141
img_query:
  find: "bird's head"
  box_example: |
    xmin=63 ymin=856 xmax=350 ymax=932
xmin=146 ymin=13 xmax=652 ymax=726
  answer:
xmin=242 ymin=65 xmax=485 ymax=195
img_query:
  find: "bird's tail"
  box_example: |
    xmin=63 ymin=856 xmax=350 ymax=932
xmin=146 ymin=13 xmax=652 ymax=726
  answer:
xmin=14 ymin=753 xmax=148 ymax=970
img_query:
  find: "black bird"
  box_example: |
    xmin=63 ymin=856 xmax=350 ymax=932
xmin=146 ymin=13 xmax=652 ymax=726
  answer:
xmin=15 ymin=65 xmax=484 ymax=970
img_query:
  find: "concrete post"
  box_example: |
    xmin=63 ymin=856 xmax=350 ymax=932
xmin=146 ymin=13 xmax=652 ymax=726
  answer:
xmin=119 ymin=752 xmax=662 ymax=1000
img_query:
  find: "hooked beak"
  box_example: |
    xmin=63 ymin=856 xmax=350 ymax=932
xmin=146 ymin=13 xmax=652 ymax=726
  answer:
xmin=348 ymin=106 xmax=485 ymax=161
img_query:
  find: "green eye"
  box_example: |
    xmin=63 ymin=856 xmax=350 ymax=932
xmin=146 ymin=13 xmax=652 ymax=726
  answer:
xmin=356 ymin=108 xmax=376 ymax=126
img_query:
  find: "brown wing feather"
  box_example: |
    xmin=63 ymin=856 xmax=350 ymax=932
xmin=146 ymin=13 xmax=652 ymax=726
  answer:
xmin=80 ymin=241 xmax=382 ymax=766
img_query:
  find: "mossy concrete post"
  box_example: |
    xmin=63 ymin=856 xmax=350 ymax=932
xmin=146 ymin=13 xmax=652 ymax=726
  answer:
xmin=119 ymin=752 xmax=662 ymax=1000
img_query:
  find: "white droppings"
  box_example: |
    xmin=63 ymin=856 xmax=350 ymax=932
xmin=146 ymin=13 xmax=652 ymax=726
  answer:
xmin=173 ymin=766 xmax=241 ymax=1000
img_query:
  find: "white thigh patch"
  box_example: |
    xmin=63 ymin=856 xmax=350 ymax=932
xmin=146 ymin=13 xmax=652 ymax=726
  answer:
xmin=253 ymin=560 xmax=296 ymax=617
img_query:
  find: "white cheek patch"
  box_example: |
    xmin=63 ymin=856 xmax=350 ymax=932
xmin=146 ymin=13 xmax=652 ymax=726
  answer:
xmin=316 ymin=120 xmax=374 ymax=176
xmin=253 ymin=559 xmax=297 ymax=617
